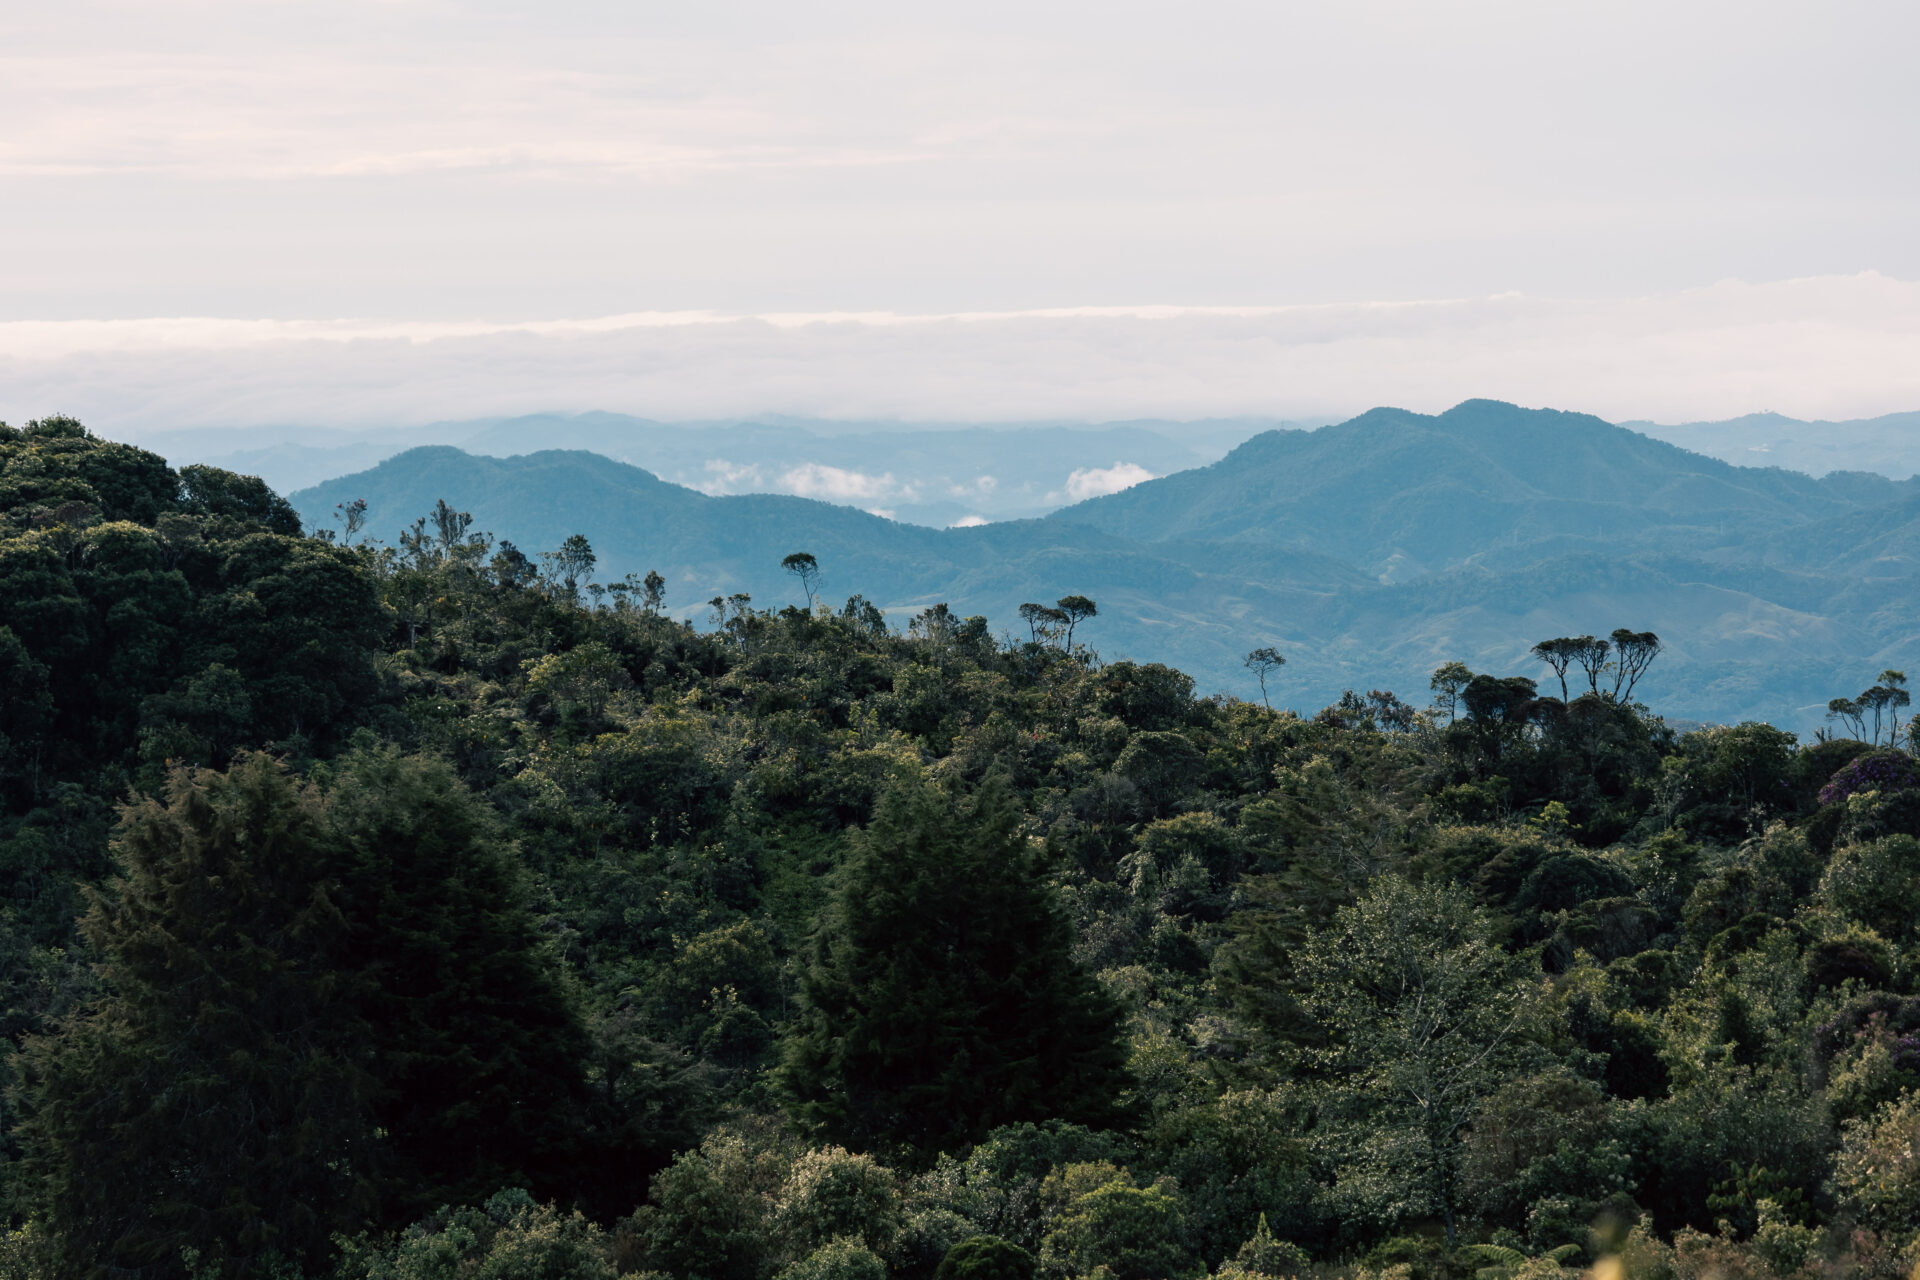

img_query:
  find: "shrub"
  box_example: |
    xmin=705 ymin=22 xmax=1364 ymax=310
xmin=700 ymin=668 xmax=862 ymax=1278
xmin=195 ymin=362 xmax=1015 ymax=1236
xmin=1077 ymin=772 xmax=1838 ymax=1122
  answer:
xmin=335 ymin=1189 xmax=615 ymax=1280
xmin=1835 ymin=1093 xmax=1920 ymax=1236
xmin=936 ymin=1235 xmax=1038 ymax=1280
xmin=1819 ymin=751 xmax=1918 ymax=807
xmin=1038 ymin=1163 xmax=1192 ymax=1280
xmin=775 ymin=1147 xmax=899 ymax=1259
xmin=779 ymin=1238 xmax=888 ymax=1280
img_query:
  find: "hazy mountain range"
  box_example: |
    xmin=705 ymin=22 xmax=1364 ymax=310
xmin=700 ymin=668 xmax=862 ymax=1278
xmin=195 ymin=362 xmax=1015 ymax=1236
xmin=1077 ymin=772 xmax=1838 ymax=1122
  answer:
xmin=122 ymin=403 xmax=1919 ymax=532
xmin=283 ymin=400 xmax=1920 ymax=733
xmin=1631 ymin=410 xmax=1920 ymax=483
xmin=123 ymin=414 xmax=1275 ymax=527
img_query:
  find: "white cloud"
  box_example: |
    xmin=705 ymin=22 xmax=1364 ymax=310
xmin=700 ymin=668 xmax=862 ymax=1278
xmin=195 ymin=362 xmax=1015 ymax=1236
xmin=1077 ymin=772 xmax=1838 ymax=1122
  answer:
xmin=779 ymin=463 xmax=901 ymax=503
xmin=1063 ymin=462 xmax=1154 ymax=501
xmin=950 ymin=514 xmax=990 ymax=527
xmin=696 ymin=459 xmax=765 ymax=493
xmin=6 ymin=276 xmax=1920 ymax=431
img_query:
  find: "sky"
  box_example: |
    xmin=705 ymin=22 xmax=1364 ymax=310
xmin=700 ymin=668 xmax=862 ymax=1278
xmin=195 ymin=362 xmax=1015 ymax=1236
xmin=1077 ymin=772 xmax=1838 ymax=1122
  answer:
xmin=5 ymin=0 xmax=1920 ymax=428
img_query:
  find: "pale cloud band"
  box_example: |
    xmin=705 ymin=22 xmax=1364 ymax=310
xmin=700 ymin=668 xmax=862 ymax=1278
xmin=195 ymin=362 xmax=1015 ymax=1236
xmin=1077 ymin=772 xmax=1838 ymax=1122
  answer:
xmin=4 ymin=274 xmax=1919 ymax=431
xmin=1062 ymin=464 xmax=1157 ymax=502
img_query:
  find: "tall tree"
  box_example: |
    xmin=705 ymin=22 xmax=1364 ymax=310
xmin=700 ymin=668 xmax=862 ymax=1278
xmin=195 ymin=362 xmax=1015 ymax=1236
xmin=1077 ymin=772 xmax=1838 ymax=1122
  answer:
xmin=642 ymin=568 xmax=667 ymax=613
xmin=323 ymin=746 xmax=595 ymax=1218
xmin=19 ymin=755 xmax=379 ymax=1279
xmin=1608 ymin=629 xmax=1662 ymax=701
xmin=21 ymin=749 xmax=599 ymax=1276
xmin=781 ymin=774 xmax=1131 ymax=1158
xmin=1429 ymin=661 xmax=1473 ymax=724
xmin=1529 ymin=638 xmax=1578 ymax=701
xmin=1569 ymin=635 xmax=1610 ymax=696
xmin=782 ymin=552 xmax=822 ymax=609
xmin=1291 ymin=875 xmax=1536 ymax=1246
xmin=1055 ymin=596 xmax=1097 ymax=649
xmin=1245 ymin=647 xmax=1286 ymax=709
xmin=1858 ymin=670 xmax=1911 ymax=745
xmin=1019 ymin=603 xmax=1066 ymax=645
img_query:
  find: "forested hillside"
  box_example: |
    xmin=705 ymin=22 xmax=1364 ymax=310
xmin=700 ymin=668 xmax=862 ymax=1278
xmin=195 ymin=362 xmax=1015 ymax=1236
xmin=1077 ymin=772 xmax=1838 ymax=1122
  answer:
xmin=9 ymin=417 xmax=1920 ymax=1280
xmin=290 ymin=402 xmax=1920 ymax=730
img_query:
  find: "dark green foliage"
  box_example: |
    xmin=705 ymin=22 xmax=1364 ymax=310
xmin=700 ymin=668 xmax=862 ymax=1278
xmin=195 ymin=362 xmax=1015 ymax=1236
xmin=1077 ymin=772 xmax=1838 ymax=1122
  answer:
xmin=19 ymin=755 xmax=379 ymax=1279
xmin=334 ymin=1188 xmax=616 ymax=1280
xmin=322 ymin=746 xmax=596 ymax=1218
xmin=1037 ymin=1162 xmax=1192 ymax=1280
xmin=16 ymin=413 xmax=1920 ymax=1280
xmin=178 ymin=465 xmax=303 ymax=536
xmin=936 ymin=1235 xmax=1035 ymax=1280
xmin=18 ymin=749 xmax=596 ymax=1275
xmin=782 ymin=775 xmax=1131 ymax=1158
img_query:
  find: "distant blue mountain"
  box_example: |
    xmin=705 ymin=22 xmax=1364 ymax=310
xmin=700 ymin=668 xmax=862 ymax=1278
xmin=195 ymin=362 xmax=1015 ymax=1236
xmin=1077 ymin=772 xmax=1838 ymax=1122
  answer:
xmin=1631 ymin=409 xmax=1920 ymax=482
xmin=1046 ymin=399 xmax=1916 ymax=575
xmin=134 ymin=412 xmax=1272 ymax=527
xmin=291 ymin=401 xmax=1920 ymax=732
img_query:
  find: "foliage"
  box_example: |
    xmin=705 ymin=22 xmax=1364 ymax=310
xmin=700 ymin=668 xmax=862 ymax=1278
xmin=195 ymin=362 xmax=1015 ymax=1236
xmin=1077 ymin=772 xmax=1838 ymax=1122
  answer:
xmin=1036 ymin=1162 xmax=1192 ymax=1280
xmin=936 ymin=1236 xmax=1037 ymax=1280
xmin=1290 ymin=876 xmax=1540 ymax=1243
xmin=781 ymin=775 xmax=1130 ymax=1158
xmin=18 ymin=754 xmax=380 ymax=1279
xmin=9 ymin=418 xmax=1920 ymax=1280
xmin=334 ymin=1189 xmax=616 ymax=1280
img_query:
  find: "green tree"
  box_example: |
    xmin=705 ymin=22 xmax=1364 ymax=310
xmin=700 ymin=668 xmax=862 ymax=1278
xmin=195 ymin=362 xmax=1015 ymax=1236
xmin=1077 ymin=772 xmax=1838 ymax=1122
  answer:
xmin=1055 ymin=596 xmax=1097 ymax=650
xmin=636 ymin=1127 xmax=788 ymax=1280
xmin=1529 ymin=638 xmax=1577 ymax=702
xmin=1429 ymin=662 xmax=1473 ymax=724
xmin=784 ymin=552 xmax=823 ymax=609
xmin=781 ymin=1237 xmax=888 ymax=1280
xmin=334 ymin=1188 xmax=615 ymax=1280
xmin=1569 ymin=636 xmax=1611 ymax=696
xmin=1018 ymin=603 xmax=1066 ymax=645
xmin=177 ymin=465 xmax=302 ymax=536
xmin=542 ymin=534 xmax=597 ymax=599
xmin=1607 ymin=629 xmax=1661 ymax=702
xmin=1037 ymin=1162 xmax=1191 ymax=1280
xmin=781 ymin=775 xmax=1131 ymax=1157
xmin=322 ymin=746 xmax=595 ymax=1218
xmin=937 ymin=1236 xmax=1037 ymax=1280
xmin=19 ymin=754 xmax=379 ymax=1279
xmin=774 ymin=1147 xmax=899 ymax=1259
xmin=1244 ymin=647 xmax=1285 ymax=709
xmin=1292 ymin=875 xmax=1537 ymax=1245
xmin=20 ymin=749 xmax=599 ymax=1275
xmin=1216 ymin=1215 xmax=1309 ymax=1279
xmin=1834 ymin=1092 xmax=1920 ymax=1235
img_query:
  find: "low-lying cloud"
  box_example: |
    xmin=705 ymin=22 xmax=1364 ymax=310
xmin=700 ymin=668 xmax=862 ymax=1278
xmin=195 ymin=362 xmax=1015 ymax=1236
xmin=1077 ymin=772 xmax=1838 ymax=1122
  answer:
xmin=5 ymin=274 xmax=1920 ymax=432
xmin=1062 ymin=463 xmax=1155 ymax=501
xmin=694 ymin=459 xmax=912 ymax=506
xmin=779 ymin=463 xmax=910 ymax=504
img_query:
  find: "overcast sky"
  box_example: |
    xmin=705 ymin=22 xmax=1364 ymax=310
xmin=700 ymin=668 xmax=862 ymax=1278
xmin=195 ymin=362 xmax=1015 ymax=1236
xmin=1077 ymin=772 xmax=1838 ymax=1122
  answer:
xmin=5 ymin=0 xmax=1919 ymax=426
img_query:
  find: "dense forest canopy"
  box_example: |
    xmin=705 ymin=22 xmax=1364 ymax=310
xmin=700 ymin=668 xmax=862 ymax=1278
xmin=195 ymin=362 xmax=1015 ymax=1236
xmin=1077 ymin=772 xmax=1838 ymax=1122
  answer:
xmin=4 ymin=418 xmax=1920 ymax=1280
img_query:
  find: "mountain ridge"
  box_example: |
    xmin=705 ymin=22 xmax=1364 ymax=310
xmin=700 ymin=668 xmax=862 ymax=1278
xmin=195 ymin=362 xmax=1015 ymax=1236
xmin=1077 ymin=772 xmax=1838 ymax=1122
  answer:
xmin=291 ymin=401 xmax=1920 ymax=731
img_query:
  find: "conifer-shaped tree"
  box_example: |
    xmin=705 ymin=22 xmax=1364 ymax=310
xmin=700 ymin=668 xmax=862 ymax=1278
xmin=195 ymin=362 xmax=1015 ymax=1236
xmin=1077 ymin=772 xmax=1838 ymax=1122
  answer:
xmin=781 ymin=774 xmax=1130 ymax=1157
xmin=20 ymin=754 xmax=378 ymax=1278
xmin=21 ymin=748 xmax=598 ymax=1277
xmin=324 ymin=745 xmax=594 ymax=1217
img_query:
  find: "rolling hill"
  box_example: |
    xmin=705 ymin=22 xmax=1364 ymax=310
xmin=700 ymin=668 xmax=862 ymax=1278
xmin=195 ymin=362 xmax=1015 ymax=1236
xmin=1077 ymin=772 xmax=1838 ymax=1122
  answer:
xmin=290 ymin=402 xmax=1920 ymax=732
xmin=131 ymin=412 xmax=1272 ymax=527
